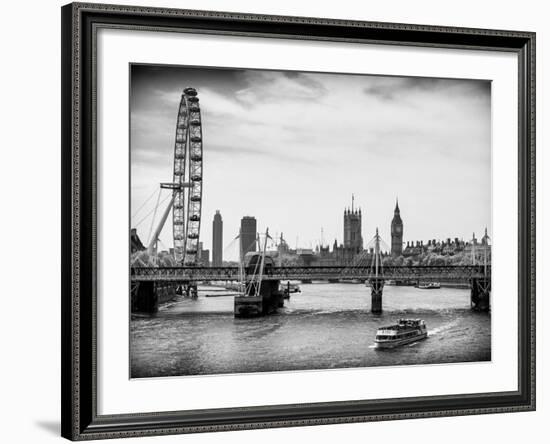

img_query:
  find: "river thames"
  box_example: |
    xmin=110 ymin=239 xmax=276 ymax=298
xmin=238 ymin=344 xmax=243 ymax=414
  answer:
xmin=130 ymin=282 xmax=491 ymax=378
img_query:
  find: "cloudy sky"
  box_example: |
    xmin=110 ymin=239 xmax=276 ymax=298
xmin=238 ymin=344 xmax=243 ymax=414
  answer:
xmin=130 ymin=64 xmax=491 ymax=260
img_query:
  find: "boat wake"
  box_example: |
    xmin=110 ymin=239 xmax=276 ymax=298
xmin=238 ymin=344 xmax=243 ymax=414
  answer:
xmin=429 ymin=320 xmax=460 ymax=336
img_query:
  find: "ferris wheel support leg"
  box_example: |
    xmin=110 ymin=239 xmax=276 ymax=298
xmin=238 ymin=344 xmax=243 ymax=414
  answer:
xmin=146 ymin=195 xmax=175 ymax=256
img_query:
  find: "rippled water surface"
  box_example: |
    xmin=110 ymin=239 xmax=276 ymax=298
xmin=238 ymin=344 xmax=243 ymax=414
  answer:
xmin=130 ymin=283 xmax=491 ymax=378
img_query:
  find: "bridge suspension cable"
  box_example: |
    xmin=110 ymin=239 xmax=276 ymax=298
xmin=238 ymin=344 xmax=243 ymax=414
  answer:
xmin=339 ymin=229 xmax=388 ymax=277
xmin=223 ymin=233 xmax=262 ymax=265
xmin=482 ymin=227 xmax=491 ymax=277
xmin=365 ymin=232 xmax=390 ymax=253
xmin=370 ymin=228 xmax=383 ymax=278
xmin=132 ymin=191 xmax=172 ymax=230
xmin=131 ymin=185 xmax=161 ymax=220
xmin=470 ymin=228 xmax=491 ymax=268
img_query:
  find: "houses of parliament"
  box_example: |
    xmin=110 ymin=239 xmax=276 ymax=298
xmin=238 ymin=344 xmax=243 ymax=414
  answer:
xmin=332 ymin=198 xmax=403 ymax=259
xmin=313 ymin=197 xmax=487 ymax=266
xmin=312 ymin=198 xmax=403 ymax=266
xmin=131 ymin=195 xmax=489 ymax=267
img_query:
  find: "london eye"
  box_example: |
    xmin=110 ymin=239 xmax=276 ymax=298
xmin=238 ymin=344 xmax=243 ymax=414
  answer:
xmin=143 ymin=87 xmax=204 ymax=266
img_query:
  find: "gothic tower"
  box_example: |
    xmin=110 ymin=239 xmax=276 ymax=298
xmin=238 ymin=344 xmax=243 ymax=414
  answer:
xmin=391 ymin=198 xmax=403 ymax=256
xmin=344 ymin=195 xmax=363 ymax=255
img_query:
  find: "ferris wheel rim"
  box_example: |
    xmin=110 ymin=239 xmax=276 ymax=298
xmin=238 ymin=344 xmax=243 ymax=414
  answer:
xmin=171 ymin=87 xmax=203 ymax=266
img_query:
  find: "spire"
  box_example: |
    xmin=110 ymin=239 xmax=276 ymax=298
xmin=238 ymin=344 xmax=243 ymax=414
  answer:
xmin=391 ymin=197 xmax=402 ymax=228
xmin=483 ymin=227 xmax=490 ymax=245
xmin=351 ymin=194 xmax=355 ymax=213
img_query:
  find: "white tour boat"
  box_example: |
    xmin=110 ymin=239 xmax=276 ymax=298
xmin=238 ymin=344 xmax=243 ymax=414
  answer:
xmin=374 ymin=319 xmax=428 ymax=349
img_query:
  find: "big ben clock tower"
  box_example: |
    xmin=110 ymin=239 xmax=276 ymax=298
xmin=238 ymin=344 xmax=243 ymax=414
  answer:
xmin=391 ymin=199 xmax=403 ymax=256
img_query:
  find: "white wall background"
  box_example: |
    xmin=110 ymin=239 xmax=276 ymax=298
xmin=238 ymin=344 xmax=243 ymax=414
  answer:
xmin=0 ymin=0 xmax=546 ymax=443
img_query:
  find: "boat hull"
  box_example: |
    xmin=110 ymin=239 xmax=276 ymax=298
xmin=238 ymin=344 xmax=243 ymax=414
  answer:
xmin=234 ymin=295 xmax=263 ymax=317
xmin=374 ymin=332 xmax=428 ymax=349
xmin=416 ymin=282 xmax=441 ymax=289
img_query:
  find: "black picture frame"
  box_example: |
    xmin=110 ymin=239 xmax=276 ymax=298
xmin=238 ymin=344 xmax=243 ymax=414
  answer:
xmin=61 ymin=2 xmax=536 ymax=440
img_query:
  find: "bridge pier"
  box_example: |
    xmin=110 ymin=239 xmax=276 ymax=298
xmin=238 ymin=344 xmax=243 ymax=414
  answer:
xmin=131 ymin=265 xmax=492 ymax=315
xmin=369 ymin=277 xmax=384 ymax=314
xmin=470 ymin=277 xmax=491 ymax=311
xmin=131 ymin=281 xmax=178 ymax=313
xmin=234 ymin=280 xmax=284 ymax=318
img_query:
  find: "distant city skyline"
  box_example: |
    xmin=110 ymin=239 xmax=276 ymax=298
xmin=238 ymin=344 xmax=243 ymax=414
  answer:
xmin=130 ymin=65 xmax=491 ymax=262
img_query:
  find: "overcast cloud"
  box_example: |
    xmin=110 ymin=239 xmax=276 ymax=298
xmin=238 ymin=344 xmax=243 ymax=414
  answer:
xmin=130 ymin=64 xmax=491 ymax=260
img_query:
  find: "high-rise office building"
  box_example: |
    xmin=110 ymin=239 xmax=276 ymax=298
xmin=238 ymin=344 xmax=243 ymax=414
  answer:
xmin=212 ymin=210 xmax=223 ymax=266
xmin=240 ymin=216 xmax=257 ymax=255
xmin=198 ymin=242 xmax=210 ymax=266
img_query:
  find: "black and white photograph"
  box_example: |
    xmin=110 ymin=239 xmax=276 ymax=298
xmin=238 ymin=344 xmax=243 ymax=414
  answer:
xmin=129 ymin=64 xmax=492 ymax=378
xmin=1 ymin=0 xmax=544 ymax=442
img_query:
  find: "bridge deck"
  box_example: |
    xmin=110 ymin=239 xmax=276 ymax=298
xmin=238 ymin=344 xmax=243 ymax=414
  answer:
xmin=130 ymin=265 xmax=490 ymax=282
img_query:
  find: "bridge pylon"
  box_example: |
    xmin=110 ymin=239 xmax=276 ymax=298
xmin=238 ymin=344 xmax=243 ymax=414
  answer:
xmin=368 ymin=228 xmax=385 ymax=314
xmin=370 ymin=278 xmax=384 ymax=314
xmin=470 ymin=228 xmax=491 ymax=311
xmin=471 ymin=277 xmax=490 ymax=311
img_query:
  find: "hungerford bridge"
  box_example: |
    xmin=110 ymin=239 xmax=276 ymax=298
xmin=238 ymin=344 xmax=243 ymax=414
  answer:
xmin=131 ymin=87 xmax=491 ymax=316
xmin=131 ymin=236 xmax=491 ymax=315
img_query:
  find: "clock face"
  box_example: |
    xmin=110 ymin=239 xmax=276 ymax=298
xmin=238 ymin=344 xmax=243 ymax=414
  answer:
xmin=395 ymin=226 xmax=402 ymax=234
